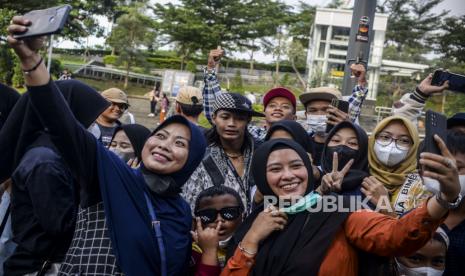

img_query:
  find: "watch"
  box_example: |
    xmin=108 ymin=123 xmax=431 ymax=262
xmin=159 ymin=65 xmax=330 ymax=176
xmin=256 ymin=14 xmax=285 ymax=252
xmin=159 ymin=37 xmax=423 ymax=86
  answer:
xmin=435 ymin=193 xmax=463 ymax=209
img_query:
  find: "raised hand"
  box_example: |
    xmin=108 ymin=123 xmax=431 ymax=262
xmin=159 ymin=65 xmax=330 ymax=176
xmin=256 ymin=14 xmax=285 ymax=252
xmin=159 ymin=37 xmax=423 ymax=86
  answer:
xmin=350 ymin=63 xmax=367 ymax=87
xmin=326 ymin=105 xmax=350 ymax=126
xmin=191 ymin=217 xmax=221 ymax=266
xmin=420 ymin=135 xmax=460 ymax=203
xmin=318 ymin=153 xmax=354 ymax=194
xmin=418 ymin=73 xmax=449 ymax=95
xmin=207 ymin=47 xmax=225 ymax=69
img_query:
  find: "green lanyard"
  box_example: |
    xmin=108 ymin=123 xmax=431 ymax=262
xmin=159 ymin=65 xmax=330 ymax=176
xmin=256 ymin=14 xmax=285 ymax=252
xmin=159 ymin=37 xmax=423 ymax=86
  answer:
xmin=281 ymin=192 xmax=321 ymax=214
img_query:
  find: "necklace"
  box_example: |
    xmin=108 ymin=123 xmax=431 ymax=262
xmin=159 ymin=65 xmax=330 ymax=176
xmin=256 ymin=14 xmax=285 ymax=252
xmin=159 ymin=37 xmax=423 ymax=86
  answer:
xmin=225 ymin=152 xmax=243 ymax=159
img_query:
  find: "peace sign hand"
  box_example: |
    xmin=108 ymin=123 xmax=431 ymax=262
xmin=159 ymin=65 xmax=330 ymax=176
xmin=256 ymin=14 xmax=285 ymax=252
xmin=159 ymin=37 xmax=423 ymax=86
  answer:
xmin=318 ymin=153 xmax=354 ymax=194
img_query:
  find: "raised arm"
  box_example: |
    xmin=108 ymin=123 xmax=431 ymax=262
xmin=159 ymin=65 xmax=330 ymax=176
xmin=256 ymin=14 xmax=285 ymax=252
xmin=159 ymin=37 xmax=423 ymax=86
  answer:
xmin=7 ymin=16 xmax=100 ymax=187
xmin=203 ymin=48 xmax=225 ymax=124
xmin=346 ymin=63 xmax=368 ymax=124
xmin=392 ymin=74 xmax=449 ymax=123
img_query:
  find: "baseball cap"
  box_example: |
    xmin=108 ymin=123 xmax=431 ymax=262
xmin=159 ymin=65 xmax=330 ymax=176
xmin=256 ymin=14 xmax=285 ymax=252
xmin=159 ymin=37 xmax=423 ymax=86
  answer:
xmin=101 ymin=88 xmax=128 ymax=104
xmin=176 ymin=86 xmax=203 ymax=106
xmin=299 ymin=87 xmax=342 ymax=106
xmin=263 ymin=87 xmax=296 ymax=109
xmin=212 ymin=93 xmax=264 ymax=117
xmin=447 ymin=112 xmax=465 ymax=129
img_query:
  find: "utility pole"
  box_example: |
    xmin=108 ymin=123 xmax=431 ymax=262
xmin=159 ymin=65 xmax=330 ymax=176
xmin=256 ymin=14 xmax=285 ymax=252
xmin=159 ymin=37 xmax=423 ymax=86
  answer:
xmin=341 ymin=0 xmax=377 ymax=96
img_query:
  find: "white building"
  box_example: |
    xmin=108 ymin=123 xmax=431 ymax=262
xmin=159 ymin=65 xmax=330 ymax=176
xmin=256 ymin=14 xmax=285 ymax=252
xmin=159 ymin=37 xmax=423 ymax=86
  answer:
xmin=307 ymin=8 xmax=429 ymax=100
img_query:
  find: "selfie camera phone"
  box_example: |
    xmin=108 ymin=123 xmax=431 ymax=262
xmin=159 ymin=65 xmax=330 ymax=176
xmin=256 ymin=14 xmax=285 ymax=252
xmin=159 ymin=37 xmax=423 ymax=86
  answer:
xmin=326 ymin=99 xmax=349 ymax=133
xmin=13 ymin=5 xmax=71 ymax=39
xmin=431 ymin=69 xmax=465 ymax=93
xmin=424 ymin=110 xmax=447 ymax=156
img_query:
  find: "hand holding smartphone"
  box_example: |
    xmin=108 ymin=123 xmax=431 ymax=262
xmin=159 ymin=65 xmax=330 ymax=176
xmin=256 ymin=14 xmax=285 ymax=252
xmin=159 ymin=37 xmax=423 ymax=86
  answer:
xmin=431 ymin=69 xmax=465 ymax=93
xmin=13 ymin=5 xmax=71 ymax=39
xmin=424 ymin=110 xmax=447 ymax=156
xmin=326 ymin=98 xmax=349 ymax=133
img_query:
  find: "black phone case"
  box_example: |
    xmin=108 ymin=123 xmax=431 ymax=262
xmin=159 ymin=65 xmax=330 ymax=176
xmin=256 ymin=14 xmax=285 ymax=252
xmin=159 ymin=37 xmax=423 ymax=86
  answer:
xmin=424 ymin=110 xmax=447 ymax=156
xmin=326 ymin=99 xmax=349 ymax=133
xmin=431 ymin=70 xmax=465 ymax=93
xmin=13 ymin=5 xmax=71 ymax=39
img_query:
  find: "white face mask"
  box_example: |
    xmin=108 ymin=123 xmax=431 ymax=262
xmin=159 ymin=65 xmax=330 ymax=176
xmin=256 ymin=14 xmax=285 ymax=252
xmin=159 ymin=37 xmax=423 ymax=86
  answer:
xmin=396 ymin=259 xmax=444 ymax=276
xmin=219 ymin=235 xmax=232 ymax=249
xmin=424 ymin=175 xmax=465 ymax=198
xmin=373 ymin=142 xmax=409 ymax=167
xmin=307 ymin=115 xmax=327 ymax=134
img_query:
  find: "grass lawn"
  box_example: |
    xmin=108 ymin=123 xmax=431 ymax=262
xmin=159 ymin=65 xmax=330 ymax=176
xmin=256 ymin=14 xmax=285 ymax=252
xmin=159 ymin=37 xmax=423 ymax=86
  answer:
xmin=74 ymin=77 xmax=152 ymax=96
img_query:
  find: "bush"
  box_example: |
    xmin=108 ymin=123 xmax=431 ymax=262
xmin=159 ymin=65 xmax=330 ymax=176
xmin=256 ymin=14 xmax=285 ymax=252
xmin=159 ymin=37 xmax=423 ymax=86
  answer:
xmin=103 ymin=55 xmax=118 ymax=65
xmin=0 ymin=45 xmax=15 ymax=85
xmin=146 ymin=57 xmax=182 ymax=69
xmin=231 ymin=70 xmax=243 ymax=91
xmin=50 ymin=58 xmax=63 ymax=79
xmin=186 ymin=61 xmax=197 ymax=73
xmin=12 ymin=60 xmax=24 ymax=88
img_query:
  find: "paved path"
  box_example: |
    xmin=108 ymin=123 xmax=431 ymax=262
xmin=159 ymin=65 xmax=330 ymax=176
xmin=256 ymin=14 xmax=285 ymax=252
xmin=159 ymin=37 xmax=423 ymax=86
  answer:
xmin=127 ymin=96 xmax=160 ymax=130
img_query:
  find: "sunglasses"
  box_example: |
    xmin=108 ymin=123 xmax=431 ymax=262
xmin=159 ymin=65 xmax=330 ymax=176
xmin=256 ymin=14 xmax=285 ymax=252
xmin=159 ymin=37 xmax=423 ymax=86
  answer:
xmin=111 ymin=102 xmax=129 ymax=110
xmin=195 ymin=206 xmax=242 ymax=224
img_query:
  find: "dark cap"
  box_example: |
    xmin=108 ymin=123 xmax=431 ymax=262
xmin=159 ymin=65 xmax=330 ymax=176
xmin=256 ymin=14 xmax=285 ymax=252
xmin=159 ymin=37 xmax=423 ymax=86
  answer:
xmin=212 ymin=93 xmax=264 ymax=117
xmin=448 ymin=112 xmax=465 ymax=129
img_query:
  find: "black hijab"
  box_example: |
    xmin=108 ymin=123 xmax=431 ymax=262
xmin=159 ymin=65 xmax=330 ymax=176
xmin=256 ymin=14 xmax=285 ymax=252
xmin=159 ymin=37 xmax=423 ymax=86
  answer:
xmin=320 ymin=121 xmax=369 ymax=192
xmin=228 ymin=139 xmax=350 ymax=276
xmin=0 ymin=80 xmax=109 ymax=183
xmin=265 ymin=120 xmax=311 ymax=152
xmin=0 ymin=83 xmax=20 ymax=131
xmin=111 ymin=124 xmax=151 ymax=161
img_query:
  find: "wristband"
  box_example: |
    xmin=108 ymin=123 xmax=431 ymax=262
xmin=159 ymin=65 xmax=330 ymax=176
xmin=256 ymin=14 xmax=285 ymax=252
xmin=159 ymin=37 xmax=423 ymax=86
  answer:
xmin=22 ymin=57 xmax=43 ymax=75
xmin=435 ymin=193 xmax=462 ymax=209
xmin=238 ymin=242 xmax=257 ymax=256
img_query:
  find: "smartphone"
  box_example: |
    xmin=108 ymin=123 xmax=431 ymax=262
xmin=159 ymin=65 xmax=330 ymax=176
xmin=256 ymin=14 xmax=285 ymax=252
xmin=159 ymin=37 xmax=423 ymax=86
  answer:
xmin=13 ymin=5 xmax=71 ymax=39
xmin=431 ymin=69 xmax=465 ymax=93
xmin=326 ymin=99 xmax=350 ymax=133
xmin=424 ymin=110 xmax=447 ymax=156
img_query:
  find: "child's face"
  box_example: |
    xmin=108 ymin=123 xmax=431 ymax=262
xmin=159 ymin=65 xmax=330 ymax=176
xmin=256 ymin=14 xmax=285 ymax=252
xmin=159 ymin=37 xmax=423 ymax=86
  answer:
xmin=196 ymin=194 xmax=243 ymax=241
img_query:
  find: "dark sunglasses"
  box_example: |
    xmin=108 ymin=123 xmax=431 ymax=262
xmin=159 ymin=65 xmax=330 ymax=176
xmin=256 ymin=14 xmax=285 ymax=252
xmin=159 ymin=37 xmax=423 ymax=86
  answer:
xmin=111 ymin=102 xmax=129 ymax=110
xmin=195 ymin=206 xmax=242 ymax=224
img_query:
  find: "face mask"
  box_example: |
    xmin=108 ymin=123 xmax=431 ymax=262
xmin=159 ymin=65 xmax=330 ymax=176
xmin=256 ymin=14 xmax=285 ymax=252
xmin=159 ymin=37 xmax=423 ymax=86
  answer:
xmin=424 ymin=175 xmax=465 ymax=198
xmin=373 ymin=142 xmax=409 ymax=167
xmin=307 ymin=115 xmax=327 ymax=134
xmin=323 ymin=145 xmax=358 ymax=172
xmin=396 ymin=259 xmax=444 ymax=276
xmin=110 ymin=148 xmax=136 ymax=163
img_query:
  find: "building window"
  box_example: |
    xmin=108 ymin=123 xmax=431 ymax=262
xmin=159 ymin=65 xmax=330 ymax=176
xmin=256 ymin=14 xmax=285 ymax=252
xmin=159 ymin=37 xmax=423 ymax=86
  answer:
xmin=318 ymin=42 xmax=326 ymax=58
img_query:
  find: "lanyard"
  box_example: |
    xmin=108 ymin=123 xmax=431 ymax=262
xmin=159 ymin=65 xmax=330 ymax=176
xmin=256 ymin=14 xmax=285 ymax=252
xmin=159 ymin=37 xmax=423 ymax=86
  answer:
xmin=144 ymin=192 xmax=167 ymax=276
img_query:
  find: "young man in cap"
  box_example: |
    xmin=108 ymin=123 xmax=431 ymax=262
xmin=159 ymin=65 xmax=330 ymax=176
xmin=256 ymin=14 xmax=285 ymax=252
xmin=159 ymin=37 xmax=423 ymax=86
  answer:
xmin=174 ymin=86 xmax=207 ymax=131
xmin=203 ymin=48 xmax=297 ymax=144
xmin=183 ymin=92 xmax=264 ymax=212
xmin=94 ymin=88 xmax=129 ymax=146
xmin=299 ymin=63 xmax=368 ymax=166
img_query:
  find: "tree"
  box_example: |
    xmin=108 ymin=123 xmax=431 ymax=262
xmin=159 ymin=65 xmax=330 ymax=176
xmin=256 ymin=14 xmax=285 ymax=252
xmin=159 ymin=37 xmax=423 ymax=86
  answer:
xmin=378 ymin=0 xmax=448 ymax=61
xmin=287 ymin=40 xmax=307 ymax=90
xmin=288 ymin=2 xmax=316 ymax=47
xmin=153 ymin=0 xmax=290 ymax=66
xmin=435 ymin=15 xmax=465 ymax=63
xmin=106 ymin=4 xmax=156 ymax=88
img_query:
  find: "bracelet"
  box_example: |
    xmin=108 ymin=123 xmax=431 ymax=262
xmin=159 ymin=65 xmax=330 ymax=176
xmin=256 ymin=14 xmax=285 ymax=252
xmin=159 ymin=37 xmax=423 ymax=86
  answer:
xmin=22 ymin=57 xmax=43 ymax=75
xmin=435 ymin=193 xmax=462 ymax=209
xmin=238 ymin=242 xmax=257 ymax=256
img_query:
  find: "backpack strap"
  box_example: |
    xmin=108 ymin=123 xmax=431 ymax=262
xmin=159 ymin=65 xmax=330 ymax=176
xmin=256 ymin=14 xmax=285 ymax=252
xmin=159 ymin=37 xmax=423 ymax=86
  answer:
xmin=202 ymin=156 xmax=225 ymax=186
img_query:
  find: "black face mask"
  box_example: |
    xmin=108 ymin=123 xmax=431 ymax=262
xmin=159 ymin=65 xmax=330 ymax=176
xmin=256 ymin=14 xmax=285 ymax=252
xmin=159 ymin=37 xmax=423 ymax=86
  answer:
xmin=141 ymin=168 xmax=181 ymax=197
xmin=323 ymin=145 xmax=359 ymax=172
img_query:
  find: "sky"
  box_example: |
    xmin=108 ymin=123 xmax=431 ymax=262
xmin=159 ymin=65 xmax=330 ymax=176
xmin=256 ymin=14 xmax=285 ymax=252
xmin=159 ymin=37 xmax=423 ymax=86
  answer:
xmin=56 ymin=0 xmax=465 ymax=63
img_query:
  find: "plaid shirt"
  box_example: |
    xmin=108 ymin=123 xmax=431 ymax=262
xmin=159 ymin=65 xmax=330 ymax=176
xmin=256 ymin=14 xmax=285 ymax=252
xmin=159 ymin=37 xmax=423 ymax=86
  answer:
xmin=347 ymin=84 xmax=368 ymax=123
xmin=203 ymin=68 xmax=368 ymax=140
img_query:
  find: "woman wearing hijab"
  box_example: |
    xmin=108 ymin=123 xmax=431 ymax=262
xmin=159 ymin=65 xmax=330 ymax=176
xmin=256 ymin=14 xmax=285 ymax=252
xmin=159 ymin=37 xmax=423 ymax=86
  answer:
xmin=265 ymin=120 xmax=312 ymax=152
xmin=6 ymin=20 xmax=208 ymax=276
xmin=183 ymin=92 xmax=264 ymax=213
xmin=317 ymin=121 xmax=369 ymax=195
xmin=362 ymin=116 xmax=429 ymax=216
xmin=221 ymin=139 xmax=461 ymax=276
xmin=0 ymin=80 xmax=109 ymax=275
xmin=109 ymin=124 xmax=151 ymax=165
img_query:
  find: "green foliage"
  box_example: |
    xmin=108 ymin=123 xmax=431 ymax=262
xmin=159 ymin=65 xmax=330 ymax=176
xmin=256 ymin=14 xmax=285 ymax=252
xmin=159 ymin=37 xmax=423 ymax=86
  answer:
xmin=50 ymin=58 xmax=63 ymax=78
xmin=185 ymin=61 xmax=197 ymax=73
xmin=288 ymin=2 xmax=316 ymax=47
xmin=0 ymin=45 xmax=15 ymax=85
xmin=103 ymin=55 xmax=118 ymax=65
xmin=147 ymin=57 xmax=182 ymax=69
xmin=435 ymin=15 xmax=465 ymax=63
xmin=106 ymin=3 xmax=156 ymax=88
xmin=231 ymin=70 xmax=244 ymax=91
xmin=12 ymin=59 xmax=24 ymax=88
